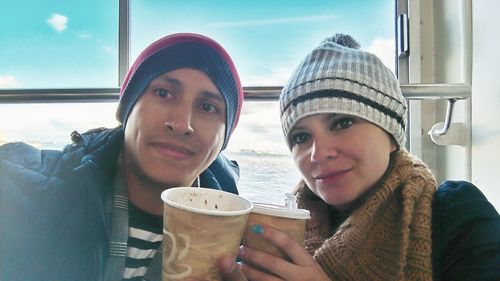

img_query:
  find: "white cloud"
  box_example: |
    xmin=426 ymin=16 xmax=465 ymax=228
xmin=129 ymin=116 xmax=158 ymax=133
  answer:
xmin=366 ymin=38 xmax=396 ymax=74
xmin=102 ymin=46 xmax=116 ymax=54
xmin=209 ymin=15 xmax=336 ymax=28
xmin=47 ymin=13 xmax=68 ymax=32
xmin=227 ymin=101 xmax=289 ymax=155
xmin=243 ymin=66 xmax=293 ymax=86
xmin=78 ymin=33 xmax=92 ymax=39
xmin=0 ymin=75 xmax=20 ymax=87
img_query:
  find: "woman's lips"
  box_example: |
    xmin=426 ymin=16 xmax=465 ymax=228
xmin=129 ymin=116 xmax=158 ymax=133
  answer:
xmin=315 ymin=169 xmax=350 ymax=185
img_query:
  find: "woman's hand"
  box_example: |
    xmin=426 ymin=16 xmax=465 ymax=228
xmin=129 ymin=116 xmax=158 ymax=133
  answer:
xmin=185 ymin=256 xmax=248 ymax=281
xmin=238 ymin=224 xmax=330 ymax=281
xmin=218 ymin=256 xmax=248 ymax=281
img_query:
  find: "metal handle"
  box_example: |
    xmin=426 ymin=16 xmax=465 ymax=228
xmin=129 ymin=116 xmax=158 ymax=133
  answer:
xmin=401 ymin=83 xmax=470 ymax=142
xmin=433 ymin=99 xmax=457 ymax=136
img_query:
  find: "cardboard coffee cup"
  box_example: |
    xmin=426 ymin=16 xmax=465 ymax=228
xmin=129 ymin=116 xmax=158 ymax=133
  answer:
xmin=161 ymin=187 xmax=253 ymax=281
xmin=242 ymin=202 xmax=310 ymax=260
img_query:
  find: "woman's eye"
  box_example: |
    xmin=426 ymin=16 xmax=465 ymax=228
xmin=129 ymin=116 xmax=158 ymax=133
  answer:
xmin=155 ymin=88 xmax=171 ymax=98
xmin=201 ymin=103 xmax=217 ymax=113
xmin=333 ymin=117 xmax=354 ymax=130
xmin=291 ymin=132 xmax=310 ymax=145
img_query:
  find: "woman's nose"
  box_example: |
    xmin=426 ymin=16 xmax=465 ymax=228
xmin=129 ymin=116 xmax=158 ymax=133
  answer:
xmin=310 ymin=135 xmax=339 ymax=163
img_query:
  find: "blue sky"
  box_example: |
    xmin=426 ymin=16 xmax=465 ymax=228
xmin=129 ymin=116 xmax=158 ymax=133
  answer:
xmin=0 ymin=0 xmax=118 ymax=88
xmin=0 ymin=0 xmax=395 ymax=154
xmin=0 ymin=0 xmax=395 ymax=89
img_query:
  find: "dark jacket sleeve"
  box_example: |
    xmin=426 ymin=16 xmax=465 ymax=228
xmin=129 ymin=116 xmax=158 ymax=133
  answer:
xmin=432 ymin=180 xmax=500 ymax=281
xmin=0 ymin=143 xmax=87 ymax=280
xmin=0 ymin=129 xmax=122 ymax=281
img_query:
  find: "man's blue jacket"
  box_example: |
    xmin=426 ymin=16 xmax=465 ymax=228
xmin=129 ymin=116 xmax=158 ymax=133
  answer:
xmin=0 ymin=126 xmax=240 ymax=281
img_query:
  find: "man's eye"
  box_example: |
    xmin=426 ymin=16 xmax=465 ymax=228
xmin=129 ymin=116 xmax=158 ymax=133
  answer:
xmin=155 ymin=88 xmax=171 ymax=98
xmin=201 ymin=103 xmax=217 ymax=113
xmin=291 ymin=132 xmax=310 ymax=145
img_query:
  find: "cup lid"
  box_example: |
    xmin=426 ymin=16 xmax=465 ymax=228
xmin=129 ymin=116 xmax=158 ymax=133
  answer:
xmin=251 ymin=202 xmax=311 ymax=219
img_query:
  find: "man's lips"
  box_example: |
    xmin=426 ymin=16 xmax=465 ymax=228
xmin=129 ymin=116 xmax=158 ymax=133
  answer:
xmin=151 ymin=142 xmax=195 ymax=159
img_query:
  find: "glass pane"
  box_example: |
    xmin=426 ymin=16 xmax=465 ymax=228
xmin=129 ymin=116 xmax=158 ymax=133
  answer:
xmin=0 ymin=1 xmax=395 ymax=206
xmin=130 ymin=0 xmax=396 ymax=86
xmin=0 ymin=1 xmax=118 ymax=89
xmin=225 ymin=101 xmax=301 ymax=204
xmin=130 ymin=0 xmax=395 ymax=203
xmin=0 ymin=102 xmax=119 ymax=148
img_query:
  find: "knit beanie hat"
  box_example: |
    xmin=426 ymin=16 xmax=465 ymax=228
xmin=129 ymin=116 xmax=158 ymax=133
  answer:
xmin=116 ymin=33 xmax=244 ymax=150
xmin=280 ymin=34 xmax=407 ymax=149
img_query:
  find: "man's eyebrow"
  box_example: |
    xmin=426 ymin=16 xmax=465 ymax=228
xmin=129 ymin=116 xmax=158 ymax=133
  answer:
xmin=156 ymin=74 xmax=181 ymax=87
xmin=201 ymin=90 xmax=225 ymax=103
xmin=155 ymin=73 xmax=224 ymax=102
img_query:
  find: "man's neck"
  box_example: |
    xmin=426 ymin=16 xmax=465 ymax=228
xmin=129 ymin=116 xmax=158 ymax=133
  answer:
xmin=127 ymin=177 xmax=165 ymax=216
xmin=124 ymin=170 xmax=196 ymax=216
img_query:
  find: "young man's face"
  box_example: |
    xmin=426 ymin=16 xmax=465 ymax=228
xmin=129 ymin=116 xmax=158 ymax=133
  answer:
xmin=124 ymin=68 xmax=226 ymax=189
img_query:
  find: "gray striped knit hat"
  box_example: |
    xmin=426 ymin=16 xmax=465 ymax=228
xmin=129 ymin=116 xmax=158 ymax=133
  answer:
xmin=280 ymin=34 xmax=407 ymax=149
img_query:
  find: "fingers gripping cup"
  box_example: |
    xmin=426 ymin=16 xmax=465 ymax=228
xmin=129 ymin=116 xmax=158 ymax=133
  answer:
xmin=161 ymin=187 xmax=253 ymax=281
xmin=243 ymin=194 xmax=311 ymax=261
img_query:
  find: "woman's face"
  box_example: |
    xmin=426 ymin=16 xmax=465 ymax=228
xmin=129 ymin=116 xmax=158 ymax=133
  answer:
xmin=289 ymin=113 xmax=397 ymax=210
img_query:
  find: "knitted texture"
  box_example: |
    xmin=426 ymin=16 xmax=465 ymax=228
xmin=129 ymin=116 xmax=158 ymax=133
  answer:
xmin=116 ymin=33 xmax=243 ymax=150
xmin=280 ymin=36 xmax=407 ymax=149
xmin=295 ymin=149 xmax=436 ymax=281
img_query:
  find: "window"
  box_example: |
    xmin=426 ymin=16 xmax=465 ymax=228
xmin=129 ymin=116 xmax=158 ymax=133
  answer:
xmin=0 ymin=0 xmax=118 ymax=88
xmin=0 ymin=0 xmax=395 ymax=204
xmin=130 ymin=0 xmax=396 ymax=85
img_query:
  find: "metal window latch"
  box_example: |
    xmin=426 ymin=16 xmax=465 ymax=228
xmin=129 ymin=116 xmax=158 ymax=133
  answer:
xmin=397 ymin=13 xmax=409 ymax=58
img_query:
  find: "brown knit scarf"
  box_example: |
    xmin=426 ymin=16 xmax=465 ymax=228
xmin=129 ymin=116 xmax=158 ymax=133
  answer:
xmin=295 ymin=149 xmax=436 ymax=281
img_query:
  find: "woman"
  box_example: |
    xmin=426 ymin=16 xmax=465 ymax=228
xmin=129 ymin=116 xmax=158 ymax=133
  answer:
xmin=229 ymin=35 xmax=500 ymax=281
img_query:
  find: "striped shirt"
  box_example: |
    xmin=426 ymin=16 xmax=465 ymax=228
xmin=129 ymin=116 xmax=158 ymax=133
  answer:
xmin=122 ymin=202 xmax=163 ymax=281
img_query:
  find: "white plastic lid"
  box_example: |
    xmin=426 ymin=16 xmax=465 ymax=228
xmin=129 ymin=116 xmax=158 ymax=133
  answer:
xmin=251 ymin=202 xmax=311 ymax=220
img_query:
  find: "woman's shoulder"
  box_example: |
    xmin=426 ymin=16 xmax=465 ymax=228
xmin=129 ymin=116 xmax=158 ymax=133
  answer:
xmin=432 ymin=180 xmax=499 ymax=247
xmin=432 ymin=180 xmax=500 ymax=281
xmin=434 ymin=180 xmax=498 ymax=217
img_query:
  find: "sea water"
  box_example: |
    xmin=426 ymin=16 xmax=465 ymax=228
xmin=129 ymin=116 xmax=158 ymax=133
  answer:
xmin=225 ymin=149 xmax=301 ymax=205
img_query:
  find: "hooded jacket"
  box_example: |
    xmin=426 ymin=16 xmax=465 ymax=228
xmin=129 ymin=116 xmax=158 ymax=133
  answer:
xmin=0 ymin=126 xmax=240 ymax=281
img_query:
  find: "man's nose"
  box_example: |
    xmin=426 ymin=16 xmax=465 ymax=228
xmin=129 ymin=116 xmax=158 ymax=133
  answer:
xmin=164 ymin=104 xmax=194 ymax=135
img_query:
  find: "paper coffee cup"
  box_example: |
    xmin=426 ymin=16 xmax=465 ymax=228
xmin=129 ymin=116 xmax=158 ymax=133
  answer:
xmin=242 ymin=202 xmax=310 ymax=260
xmin=161 ymin=187 xmax=253 ymax=281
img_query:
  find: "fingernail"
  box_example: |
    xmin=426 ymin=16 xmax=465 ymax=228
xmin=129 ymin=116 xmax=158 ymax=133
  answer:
xmin=238 ymin=246 xmax=245 ymax=257
xmin=251 ymin=224 xmax=264 ymax=234
xmin=236 ymin=261 xmax=243 ymax=270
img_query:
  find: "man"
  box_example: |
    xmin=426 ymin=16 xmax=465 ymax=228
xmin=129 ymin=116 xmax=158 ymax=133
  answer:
xmin=0 ymin=33 xmax=244 ymax=281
